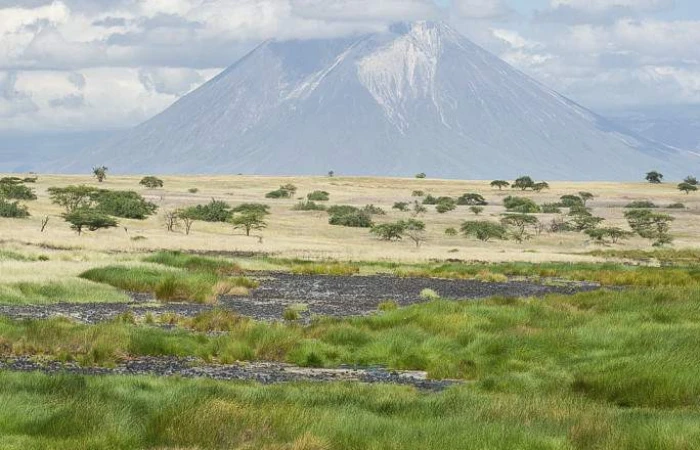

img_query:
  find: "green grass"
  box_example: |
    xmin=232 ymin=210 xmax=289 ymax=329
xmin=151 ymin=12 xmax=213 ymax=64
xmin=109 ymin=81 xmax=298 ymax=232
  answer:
xmin=2 ymin=285 xmax=700 ymax=410
xmin=79 ymin=265 xmax=257 ymax=304
xmin=0 ymin=280 xmax=129 ymax=305
xmin=589 ymin=248 xmax=700 ymax=264
xmin=0 ymin=371 xmax=698 ymax=449
xmin=143 ymin=251 xmax=242 ymax=274
xmin=0 ymin=250 xmax=38 ymax=262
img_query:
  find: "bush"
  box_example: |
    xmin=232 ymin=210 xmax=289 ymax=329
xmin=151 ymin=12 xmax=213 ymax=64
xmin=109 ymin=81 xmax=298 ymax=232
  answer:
xmin=94 ymin=190 xmax=157 ymax=219
xmin=0 ymin=199 xmax=30 ymax=218
xmin=292 ymin=200 xmax=326 ymax=211
xmin=371 ymin=222 xmax=406 ymax=241
xmin=232 ymin=203 xmax=270 ymax=215
xmin=327 ymin=205 xmax=359 ymax=216
xmin=139 ymin=176 xmax=164 ymax=188
xmin=188 ymin=188 xmax=199 ymax=194
xmin=444 ymin=227 xmax=458 ymax=236
xmin=625 ymin=201 xmax=657 ymax=209
xmin=456 ymin=193 xmax=487 ymax=206
xmin=362 ymin=204 xmax=386 ymax=215
xmin=667 ymin=203 xmax=686 ymax=209
xmin=411 ymin=190 xmax=425 ymax=197
xmin=307 ymin=191 xmax=330 ymax=201
xmin=503 ymin=196 xmax=540 ymax=213
xmin=435 ymin=197 xmax=456 ymax=214
xmin=415 ymin=173 xmax=427 ymax=179
xmin=0 ymin=183 xmax=36 ymax=201
xmin=329 ymin=211 xmax=373 ymax=228
xmin=422 ymin=195 xmax=439 ymax=205
xmin=560 ymin=195 xmax=584 ymax=208
xmin=184 ymin=199 xmax=232 ymax=222
xmin=469 ymin=206 xmax=484 ymax=216
xmin=266 ymin=184 xmax=297 ymax=199
xmin=419 ymin=288 xmax=439 ymax=300
xmin=393 ymin=202 xmax=410 ymax=212
xmin=461 ymin=221 xmax=508 ymax=241
xmin=541 ymin=203 xmax=562 ymax=214
xmin=512 ymin=176 xmax=535 ymax=190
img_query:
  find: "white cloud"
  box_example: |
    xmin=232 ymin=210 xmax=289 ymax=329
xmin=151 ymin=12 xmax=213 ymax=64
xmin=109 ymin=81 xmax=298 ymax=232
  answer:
xmin=550 ymin=0 xmax=673 ymax=13
xmin=452 ymin=0 xmax=511 ymax=19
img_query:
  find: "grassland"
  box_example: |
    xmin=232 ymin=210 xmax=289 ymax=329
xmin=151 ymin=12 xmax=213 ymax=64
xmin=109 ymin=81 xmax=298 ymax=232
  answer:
xmin=2 ymin=174 xmax=700 ymax=264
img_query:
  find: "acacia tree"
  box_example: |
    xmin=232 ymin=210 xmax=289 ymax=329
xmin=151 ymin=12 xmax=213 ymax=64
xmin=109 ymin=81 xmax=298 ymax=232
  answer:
xmin=48 ymin=185 xmax=99 ymax=213
xmin=512 ymin=176 xmax=535 ymax=191
xmin=532 ymin=182 xmax=550 ymax=193
xmin=645 ymin=171 xmax=663 ymax=184
xmin=93 ymin=166 xmax=108 ymax=183
xmin=624 ymin=209 xmax=674 ymax=246
xmin=585 ymin=227 xmax=634 ymax=244
xmin=230 ymin=212 xmax=267 ymax=236
xmin=403 ymin=219 xmax=427 ymax=248
xmin=371 ymin=222 xmax=406 ymax=241
xmin=678 ymin=182 xmax=698 ymax=194
xmin=683 ymin=176 xmax=697 ymax=185
xmin=63 ymin=208 xmax=117 ymax=235
xmin=500 ymin=214 xmax=539 ymax=243
xmin=175 ymin=208 xmax=197 ymax=235
xmin=140 ymin=176 xmax=164 ymax=188
xmin=490 ymin=180 xmax=510 ymax=190
xmin=578 ymin=192 xmax=595 ymax=206
xmin=461 ymin=221 xmax=508 ymax=242
xmin=164 ymin=210 xmax=180 ymax=232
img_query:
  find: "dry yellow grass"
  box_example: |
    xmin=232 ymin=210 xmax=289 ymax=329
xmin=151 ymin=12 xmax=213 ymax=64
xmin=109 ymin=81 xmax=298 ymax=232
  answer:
xmin=2 ymin=174 xmax=700 ymax=269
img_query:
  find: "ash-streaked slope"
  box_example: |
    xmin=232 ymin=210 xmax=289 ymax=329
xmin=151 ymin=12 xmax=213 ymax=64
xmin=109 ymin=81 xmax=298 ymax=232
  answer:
xmin=73 ymin=21 xmax=697 ymax=180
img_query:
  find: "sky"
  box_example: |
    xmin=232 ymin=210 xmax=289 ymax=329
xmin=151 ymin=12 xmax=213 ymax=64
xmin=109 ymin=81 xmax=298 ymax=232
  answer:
xmin=0 ymin=0 xmax=699 ymax=133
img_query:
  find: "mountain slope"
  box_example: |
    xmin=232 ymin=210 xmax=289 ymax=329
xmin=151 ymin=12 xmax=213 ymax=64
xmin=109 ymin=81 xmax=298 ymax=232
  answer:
xmin=73 ymin=21 xmax=698 ymax=180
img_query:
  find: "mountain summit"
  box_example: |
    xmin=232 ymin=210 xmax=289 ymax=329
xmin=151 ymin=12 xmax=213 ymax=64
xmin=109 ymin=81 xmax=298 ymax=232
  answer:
xmin=78 ymin=21 xmax=696 ymax=179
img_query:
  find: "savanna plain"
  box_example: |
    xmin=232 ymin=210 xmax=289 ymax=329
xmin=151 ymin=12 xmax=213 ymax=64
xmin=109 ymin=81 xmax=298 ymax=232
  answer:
xmin=0 ymin=173 xmax=699 ymax=449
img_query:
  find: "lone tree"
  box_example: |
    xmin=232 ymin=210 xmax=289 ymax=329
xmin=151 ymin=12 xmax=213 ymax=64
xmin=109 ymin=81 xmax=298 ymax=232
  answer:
xmin=624 ymin=209 xmax=674 ymax=246
xmin=490 ymin=180 xmax=510 ymax=190
xmin=230 ymin=212 xmax=267 ymax=236
xmin=93 ymin=166 xmax=108 ymax=183
xmin=585 ymin=227 xmax=634 ymax=245
xmin=175 ymin=208 xmax=197 ymax=235
xmin=683 ymin=176 xmax=698 ymax=185
xmin=678 ymin=182 xmax=698 ymax=194
xmin=512 ymin=176 xmax=535 ymax=191
xmin=403 ymin=219 xmax=427 ymax=248
xmin=500 ymin=214 xmax=539 ymax=243
xmin=532 ymin=182 xmax=550 ymax=193
xmin=578 ymin=192 xmax=595 ymax=206
xmin=63 ymin=208 xmax=118 ymax=235
xmin=645 ymin=171 xmax=663 ymax=184
xmin=140 ymin=176 xmax=164 ymax=188
xmin=371 ymin=222 xmax=406 ymax=241
xmin=461 ymin=221 xmax=508 ymax=242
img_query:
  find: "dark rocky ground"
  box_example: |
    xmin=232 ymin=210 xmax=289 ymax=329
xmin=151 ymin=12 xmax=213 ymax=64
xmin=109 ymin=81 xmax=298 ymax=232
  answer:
xmin=0 ymin=272 xmax=600 ymax=323
xmin=0 ymin=356 xmax=456 ymax=390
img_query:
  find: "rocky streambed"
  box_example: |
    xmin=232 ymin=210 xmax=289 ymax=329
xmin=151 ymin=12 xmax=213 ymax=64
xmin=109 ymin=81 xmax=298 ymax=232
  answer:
xmin=0 ymin=272 xmax=600 ymax=323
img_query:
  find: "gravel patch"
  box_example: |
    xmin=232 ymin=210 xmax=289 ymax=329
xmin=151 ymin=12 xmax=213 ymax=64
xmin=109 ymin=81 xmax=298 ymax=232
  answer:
xmin=0 ymin=272 xmax=600 ymax=323
xmin=0 ymin=356 xmax=456 ymax=391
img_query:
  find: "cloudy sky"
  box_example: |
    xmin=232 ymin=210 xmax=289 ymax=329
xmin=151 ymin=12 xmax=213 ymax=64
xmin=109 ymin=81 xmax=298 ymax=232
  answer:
xmin=1 ymin=0 xmax=698 ymax=133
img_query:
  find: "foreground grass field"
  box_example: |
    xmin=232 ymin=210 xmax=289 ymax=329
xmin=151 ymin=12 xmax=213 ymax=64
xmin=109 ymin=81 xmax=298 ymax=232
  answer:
xmin=1 ymin=370 xmax=698 ymax=450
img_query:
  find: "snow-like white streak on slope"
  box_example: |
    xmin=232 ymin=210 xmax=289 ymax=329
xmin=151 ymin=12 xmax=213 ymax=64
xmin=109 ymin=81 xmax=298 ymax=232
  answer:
xmin=357 ymin=23 xmax=443 ymax=133
xmin=286 ymin=41 xmax=360 ymax=101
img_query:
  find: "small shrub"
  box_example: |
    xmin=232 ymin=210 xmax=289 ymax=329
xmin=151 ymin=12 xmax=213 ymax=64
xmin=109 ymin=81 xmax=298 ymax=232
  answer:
xmin=139 ymin=176 xmax=164 ymax=188
xmin=183 ymin=200 xmax=232 ymax=222
xmin=461 ymin=221 xmax=508 ymax=241
xmin=329 ymin=208 xmax=373 ymax=228
xmin=667 ymin=203 xmax=686 ymax=209
xmin=188 ymin=188 xmax=199 ymax=194
xmin=0 ymin=199 xmax=30 ymax=218
xmin=419 ymin=288 xmax=439 ymax=300
xmin=94 ymin=190 xmax=157 ymax=219
xmin=415 ymin=173 xmax=427 ymax=179
xmin=266 ymin=184 xmax=297 ymax=199
xmin=362 ymin=204 xmax=386 ymax=215
xmin=283 ymin=306 xmax=301 ymax=321
xmin=625 ymin=200 xmax=657 ymax=209
xmin=560 ymin=195 xmax=584 ymax=208
xmin=422 ymin=194 xmax=439 ymax=205
xmin=503 ymin=196 xmax=540 ymax=213
xmin=292 ymin=200 xmax=326 ymax=211
xmin=444 ymin=227 xmax=458 ymax=236
xmin=0 ymin=183 xmax=36 ymax=201
xmin=435 ymin=197 xmax=456 ymax=214
xmin=378 ymin=300 xmax=399 ymax=311
xmin=307 ymin=191 xmax=330 ymax=201
xmin=393 ymin=202 xmax=409 ymax=212
xmin=469 ymin=206 xmax=484 ymax=216
xmin=457 ymin=193 xmax=487 ymax=206
xmin=541 ymin=203 xmax=562 ymax=214
xmin=411 ymin=190 xmax=425 ymax=197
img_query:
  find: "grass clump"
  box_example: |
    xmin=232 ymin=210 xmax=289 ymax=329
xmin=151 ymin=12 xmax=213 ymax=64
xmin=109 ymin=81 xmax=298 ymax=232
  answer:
xmin=144 ymin=251 xmax=241 ymax=275
xmin=0 ymin=280 xmax=129 ymax=305
xmin=625 ymin=200 xmax=657 ymax=208
xmin=292 ymin=200 xmax=326 ymax=211
xmin=377 ymin=300 xmax=399 ymax=311
xmin=79 ymin=265 xmax=255 ymax=304
xmin=419 ymin=288 xmax=440 ymax=300
xmin=291 ymin=262 xmax=360 ymax=276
